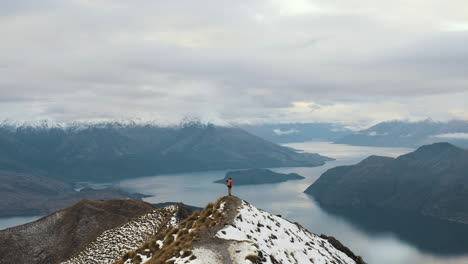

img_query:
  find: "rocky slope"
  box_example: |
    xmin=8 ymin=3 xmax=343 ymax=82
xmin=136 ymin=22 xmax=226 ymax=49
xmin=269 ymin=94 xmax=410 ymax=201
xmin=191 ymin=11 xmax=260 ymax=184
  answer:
xmin=61 ymin=204 xmax=191 ymax=264
xmin=116 ymin=196 xmax=364 ymax=264
xmin=0 ymin=200 xmax=188 ymax=264
xmin=305 ymin=142 xmax=468 ymax=223
xmin=0 ymin=122 xmax=332 ymax=182
xmin=214 ymin=168 xmax=304 ymax=185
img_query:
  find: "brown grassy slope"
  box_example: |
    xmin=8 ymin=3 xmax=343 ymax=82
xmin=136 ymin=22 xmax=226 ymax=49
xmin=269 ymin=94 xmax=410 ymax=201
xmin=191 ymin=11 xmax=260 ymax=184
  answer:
xmin=0 ymin=199 xmax=156 ymax=264
xmin=116 ymin=196 xmax=241 ymax=264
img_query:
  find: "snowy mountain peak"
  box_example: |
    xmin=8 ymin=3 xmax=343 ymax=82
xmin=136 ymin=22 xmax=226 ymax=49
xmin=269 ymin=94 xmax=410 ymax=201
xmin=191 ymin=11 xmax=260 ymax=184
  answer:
xmin=118 ymin=196 xmax=364 ymax=264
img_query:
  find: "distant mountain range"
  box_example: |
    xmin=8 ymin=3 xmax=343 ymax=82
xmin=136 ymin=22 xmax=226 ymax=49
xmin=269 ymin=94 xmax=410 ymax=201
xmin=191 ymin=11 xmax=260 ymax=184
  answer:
xmin=0 ymin=122 xmax=332 ymax=182
xmin=214 ymin=168 xmax=304 ymax=185
xmin=240 ymin=122 xmax=351 ymax=143
xmin=335 ymin=119 xmax=468 ymax=148
xmin=305 ymin=142 xmax=468 ymax=224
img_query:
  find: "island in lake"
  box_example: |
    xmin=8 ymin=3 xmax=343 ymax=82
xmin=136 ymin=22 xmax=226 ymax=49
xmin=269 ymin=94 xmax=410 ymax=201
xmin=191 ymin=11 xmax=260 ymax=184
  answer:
xmin=214 ymin=168 xmax=305 ymax=185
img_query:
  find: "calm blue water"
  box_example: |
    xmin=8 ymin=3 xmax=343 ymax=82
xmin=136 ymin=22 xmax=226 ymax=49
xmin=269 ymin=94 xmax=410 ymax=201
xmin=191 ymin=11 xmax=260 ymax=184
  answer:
xmin=117 ymin=142 xmax=468 ymax=264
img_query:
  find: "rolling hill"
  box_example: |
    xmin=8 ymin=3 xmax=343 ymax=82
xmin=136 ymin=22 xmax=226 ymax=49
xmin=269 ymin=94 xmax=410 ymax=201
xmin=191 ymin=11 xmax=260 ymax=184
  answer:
xmin=305 ymin=142 xmax=468 ymax=223
xmin=0 ymin=200 xmax=191 ymax=264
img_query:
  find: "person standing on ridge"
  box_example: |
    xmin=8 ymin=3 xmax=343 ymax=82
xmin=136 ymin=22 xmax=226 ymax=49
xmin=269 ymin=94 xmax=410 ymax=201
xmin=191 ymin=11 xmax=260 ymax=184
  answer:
xmin=226 ymin=177 xmax=233 ymax=196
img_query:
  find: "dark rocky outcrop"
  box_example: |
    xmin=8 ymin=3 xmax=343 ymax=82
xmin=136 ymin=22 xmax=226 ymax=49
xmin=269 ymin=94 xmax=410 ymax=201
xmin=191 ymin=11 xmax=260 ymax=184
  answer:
xmin=319 ymin=234 xmax=366 ymax=264
xmin=306 ymin=142 xmax=468 ymax=223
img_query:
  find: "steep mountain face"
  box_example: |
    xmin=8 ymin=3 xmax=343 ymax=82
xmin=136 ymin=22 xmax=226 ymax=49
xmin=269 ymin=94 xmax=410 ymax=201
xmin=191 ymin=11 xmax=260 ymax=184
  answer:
xmin=305 ymin=143 xmax=468 ymax=223
xmin=0 ymin=200 xmax=169 ymax=264
xmin=0 ymin=170 xmax=147 ymax=216
xmin=335 ymin=119 xmax=468 ymax=147
xmin=240 ymin=123 xmax=351 ymax=143
xmin=0 ymin=122 xmax=332 ymax=182
xmin=117 ymin=196 xmax=364 ymax=264
xmin=214 ymin=168 xmax=304 ymax=185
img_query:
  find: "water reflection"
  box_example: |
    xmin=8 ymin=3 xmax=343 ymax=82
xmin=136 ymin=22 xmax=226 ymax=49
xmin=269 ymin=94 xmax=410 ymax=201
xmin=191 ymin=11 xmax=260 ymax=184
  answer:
xmin=315 ymin=203 xmax=468 ymax=256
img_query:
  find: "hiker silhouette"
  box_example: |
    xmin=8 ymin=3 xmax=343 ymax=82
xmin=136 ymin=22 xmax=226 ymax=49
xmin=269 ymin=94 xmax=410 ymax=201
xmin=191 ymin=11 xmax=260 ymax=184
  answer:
xmin=226 ymin=178 xmax=233 ymax=196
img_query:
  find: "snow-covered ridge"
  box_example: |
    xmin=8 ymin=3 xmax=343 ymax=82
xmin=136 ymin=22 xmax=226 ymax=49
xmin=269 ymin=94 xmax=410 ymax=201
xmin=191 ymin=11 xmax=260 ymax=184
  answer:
xmin=114 ymin=197 xmax=362 ymax=264
xmin=215 ymin=200 xmax=357 ymax=264
xmin=61 ymin=205 xmax=181 ymax=264
xmin=170 ymin=198 xmax=359 ymax=264
xmin=0 ymin=120 xmax=162 ymax=131
xmin=0 ymin=118 xmax=222 ymax=131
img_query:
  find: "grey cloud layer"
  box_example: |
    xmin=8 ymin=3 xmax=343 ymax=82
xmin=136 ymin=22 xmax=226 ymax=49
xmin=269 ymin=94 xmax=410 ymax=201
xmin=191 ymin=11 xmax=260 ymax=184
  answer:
xmin=0 ymin=0 xmax=467 ymax=125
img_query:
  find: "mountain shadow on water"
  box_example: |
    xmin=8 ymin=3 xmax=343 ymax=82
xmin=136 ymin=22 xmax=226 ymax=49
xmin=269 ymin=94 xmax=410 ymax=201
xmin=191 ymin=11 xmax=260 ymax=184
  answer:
xmin=316 ymin=203 xmax=468 ymax=256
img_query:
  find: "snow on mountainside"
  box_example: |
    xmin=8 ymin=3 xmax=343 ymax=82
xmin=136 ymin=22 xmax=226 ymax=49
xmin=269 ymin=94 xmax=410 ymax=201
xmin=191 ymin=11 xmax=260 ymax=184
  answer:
xmin=214 ymin=200 xmax=355 ymax=264
xmin=119 ymin=196 xmax=364 ymax=264
xmin=62 ymin=205 xmax=190 ymax=264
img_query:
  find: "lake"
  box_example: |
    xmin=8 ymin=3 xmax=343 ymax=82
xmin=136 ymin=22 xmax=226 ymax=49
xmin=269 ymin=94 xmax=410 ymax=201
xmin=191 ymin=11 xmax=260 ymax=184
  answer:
xmin=117 ymin=142 xmax=468 ymax=264
xmin=0 ymin=215 xmax=43 ymax=230
xmin=2 ymin=141 xmax=468 ymax=263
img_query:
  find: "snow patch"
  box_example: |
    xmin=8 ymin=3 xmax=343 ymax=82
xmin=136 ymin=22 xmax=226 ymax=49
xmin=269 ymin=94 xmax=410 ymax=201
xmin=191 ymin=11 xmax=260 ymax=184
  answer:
xmin=218 ymin=201 xmax=226 ymax=211
xmin=173 ymin=247 xmax=222 ymax=264
xmin=273 ymin=128 xmax=299 ymax=135
xmin=228 ymin=241 xmax=258 ymax=263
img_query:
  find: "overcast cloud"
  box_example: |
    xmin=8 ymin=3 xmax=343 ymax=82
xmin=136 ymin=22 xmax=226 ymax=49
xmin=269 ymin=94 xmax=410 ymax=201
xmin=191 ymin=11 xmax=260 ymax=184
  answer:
xmin=0 ymin=0 xmax=467 ymax=127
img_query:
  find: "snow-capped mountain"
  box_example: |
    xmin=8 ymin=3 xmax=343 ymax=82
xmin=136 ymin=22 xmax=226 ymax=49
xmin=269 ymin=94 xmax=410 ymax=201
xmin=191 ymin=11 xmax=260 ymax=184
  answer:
xmin=118 ymin=196 xmax=364 ymax=264
xmin=0 ymin=122 xmax=331 ymax=182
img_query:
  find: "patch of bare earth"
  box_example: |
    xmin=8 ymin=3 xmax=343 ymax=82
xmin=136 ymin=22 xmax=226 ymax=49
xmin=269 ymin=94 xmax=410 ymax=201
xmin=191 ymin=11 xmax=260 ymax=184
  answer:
xmin=192 ymin=196 xmax=242 ymax=264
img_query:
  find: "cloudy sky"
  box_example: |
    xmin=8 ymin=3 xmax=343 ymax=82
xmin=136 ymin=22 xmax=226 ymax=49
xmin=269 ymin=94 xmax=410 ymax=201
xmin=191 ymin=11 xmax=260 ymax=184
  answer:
xmin=1 ymin=0 xmax=467 ymax=127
